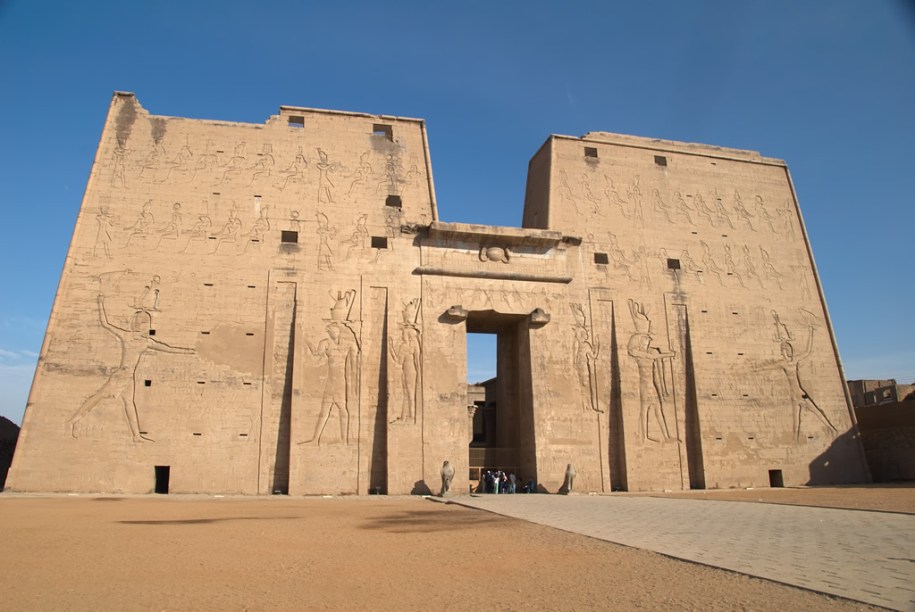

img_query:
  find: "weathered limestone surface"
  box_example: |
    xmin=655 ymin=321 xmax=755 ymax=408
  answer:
xmin=7 ymin=93 xmax=869 ymax=495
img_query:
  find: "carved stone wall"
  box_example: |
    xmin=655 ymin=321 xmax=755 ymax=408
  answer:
xmin=6 ymin=94 xmax=869 ymax=495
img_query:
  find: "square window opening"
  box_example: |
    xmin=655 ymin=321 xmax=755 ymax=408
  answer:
xmin=144 ymin=380 xmax=152 ymax=387
xmin=594 ymin=252 xmax=609 ymax=265
xmin=372 ymin=123 xmax=394 ymax=140
xmin=288 ymin=116 xmax=304 ymax=128
xmin=281 ymin=230 xmax=299 ymax=244
xmin=148 ymin=329 xmax=156 ymax=336
xmin=584 ymin=147 xmax=598 ymax=159
xmin=371 ymin=236 xmax=388 ymax=249
xmin=654 ymin=155 xmax=668 ymax=166
xmin=385 ymin=195 xmax=402 ymax=208
xmin=667 ymin=258 xmax=681 ymax=270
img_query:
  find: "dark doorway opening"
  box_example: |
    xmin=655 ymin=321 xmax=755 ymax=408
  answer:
xmin=768 ymin=469 xmax=784 ymax=488
xmin=154 ymin=465 xmax=170 ymax=494
xmin=466 ymin=312 xmax=536 ymax=492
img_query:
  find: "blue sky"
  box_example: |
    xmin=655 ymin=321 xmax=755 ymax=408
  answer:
xmin=1 ymin=1 xmax=913 ymax=424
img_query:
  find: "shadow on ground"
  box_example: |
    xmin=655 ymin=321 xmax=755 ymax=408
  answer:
xmin=359 ymin=508 xmax=504 ymax=533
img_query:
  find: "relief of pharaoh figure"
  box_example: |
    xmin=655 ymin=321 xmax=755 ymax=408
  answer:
xmin=769 ymin=310 xmax=838 ymax=441
xmin=300 ymin=290 xmax=360 ymax=445
xmin=68 ymin=294 xmax=194 ymax=442
xmin=627 ymin=299 xmax=675 ymax=442
xmin=389 ymin=298 xmax=422 ymax=424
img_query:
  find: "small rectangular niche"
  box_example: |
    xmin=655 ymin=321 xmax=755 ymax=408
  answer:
xmin=203 ymin=283 xmax=214 ymax=287
xmin=245 ymin=332 xmax=255 ymax=336
xmin=148 ymin=329 xmax=156 ymax=336
xmin=385 ymin=194 xmax=402 ymax=208
xmin=768 ymin=469 xmax=784 ymax=488
xmin=281 ymin=230 xmax=299 ymax=244
xmin=144 ymin=380 xmax=152 ymax=387
xmin=243 ymin=382 xmax=253 ymax=386
xmin=371 ymin=236 xmax=388 ymax=249
xmin=691 ymin=231 xmax=699 ymax=235
xmin=372 ymin=123 xmax=394 ymax=140
xmin=654 ymin=155 xmax=667 ymax=166
xmin=584 ymin=147 xmax=598 ymax=159
xmin=193 ymin=432 xmax=202 ymax=436
xmin=200 ymin=331 xmax=210 ymax=335
xmin=239 ymin=433 xmax=248 ymax=437
xmin=737 ymin=352 xmax=744 ymax=356
xmin=667 ymin=258 xmax=680 ymax=270
xmin=197 ymin=381 xmax=206 ymax=385
xmin=212 ymin=192 xmax=221 ymax=196
xmin=247 ymin=285 xmax=256 ymax=289
xmin=594 ymin=252 xmax=609 ymax=265
xmin=288 ymin=115 xmax=305 ymax=128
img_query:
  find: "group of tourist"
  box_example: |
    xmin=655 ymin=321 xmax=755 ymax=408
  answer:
xmin=479 ymin=469 xmax=536 ymax=494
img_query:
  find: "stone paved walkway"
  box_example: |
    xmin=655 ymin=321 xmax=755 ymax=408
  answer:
xmin=446 ymin=494 xmax=915 ymax=611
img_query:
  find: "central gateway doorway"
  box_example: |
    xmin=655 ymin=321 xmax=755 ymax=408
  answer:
xmin=466 ymin=311 xmax=536 ymax=492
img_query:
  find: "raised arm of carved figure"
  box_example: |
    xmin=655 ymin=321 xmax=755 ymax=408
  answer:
xmin=97 ymin=295 xmax=127 ymax=334
xmin=148 ymin=339 xmax=195 ymax=354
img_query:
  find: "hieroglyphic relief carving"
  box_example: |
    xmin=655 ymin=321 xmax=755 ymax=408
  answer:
xmin=571 ymin=304 xmax=601 ymax=413
xmin=674 ymin=191 xmax=694 ymax=225
xmin=653 ymin=189 xmax=673 ymax=223
xmin=634 ymin=246 xmax=651 ymax=290
xmin=742 ymin=244 xmax=764 ymax=288
xmin=111 ymin=140 xmax=129 ymax=189
xmin=603 ymin=175 xmax=630 ymax=218
xmin=680 ymin=249 xmax=703 ymax=283
xmin=723 ymin=244 xmax=746 ymax=288
xmin=759 ymin=247 xmax=784 ymax=290
xmin=220 ymin=141 xmax=247 ymax=183
xmin=348 ymin=151 xmax=373 ymax=195
xmin=607 ymin=233 xmax=635 ymax=281
xmin=182 ymin=206 xmax=213 ymax=253
xmin=713 ymin=190 xmax=735 ymax=229
xmin=158 ymin=141 xmax=193 ymax=183
xmin=628 ymin=176 xmax=644 ymax=227
xmin=755 ymin=195 xmax=776 ymax=232
xmin=155 ymin=202 xmax=183 ymax=248
xmin=191 ymin=140 xmax=219 ymax=182
xmin=390 ymin=298 xmax=422 ymax=424
xmin=479 ymin=246 xmax=511 ymax=263
xmin=695 ymin=193 xmax=717 ymax=226
xmin=778 ymin=198 xmax=796 ymax=237
xmin=341 ymin=214 xmax=369 ymax=260
xmin=138 ymin=140 xmax=166 ymax=181
xmin=212 ymin=204 xmax=242 ymax=253
xmin=68 ymin=282 xmax=194 ymax=442
xmin=558 ymin=170 xmax=575 ymax=204
xmin=377 ymin=154 xmax=404 ymax=195
xmin=768 ymin=310 xmax=838 ymax=441
xmin=700 ymin=241 xmax=725 ymax=286
xmin=316 ymin=212 xmax=337 ymax=271
xmin=277 ymin=148 xmax=308 ymax=191
xmin=733 ymin=190 xmax=755 ymax=231
xmin=94 ymin=207 xmax=115 ymax=258
xmin=579 ymin=173 xmax=601 ymax=214
xmin=130 ymin=275 xmax=161 ymax=314
xmin=627 ymin=299 xmax=675 ymax=442
xmin=243 ymin=206 xmax=270 ymax=253
xmin=125 ymin=200 xmax=155 ymax=246
xmin=249 ymin=144 xmax=275 ymax=185
xmin=316 ymin=148 xmax=339 ymax=204
xmin=300 ymin=290 xmax=361 ymax=445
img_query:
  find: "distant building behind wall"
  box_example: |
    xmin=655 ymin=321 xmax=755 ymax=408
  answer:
xmin=7 ymin=93 xmax=870 ymax=495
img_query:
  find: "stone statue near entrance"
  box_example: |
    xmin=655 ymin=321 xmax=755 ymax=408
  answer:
xmin=439 ymin=460 xmax=455 ymax=496
xmin=562 ymin=463 xmax=576 ymax=494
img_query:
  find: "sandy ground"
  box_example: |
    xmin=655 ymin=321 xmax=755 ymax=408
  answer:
xmin=1 ymin=489 xmax=899 ymax=611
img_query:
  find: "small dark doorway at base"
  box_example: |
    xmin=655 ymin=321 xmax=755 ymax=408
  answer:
xmin=768 ymin=469 xmax=784 ymax=488
xmin=154 ymin=465 xmax=170 ymax=494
